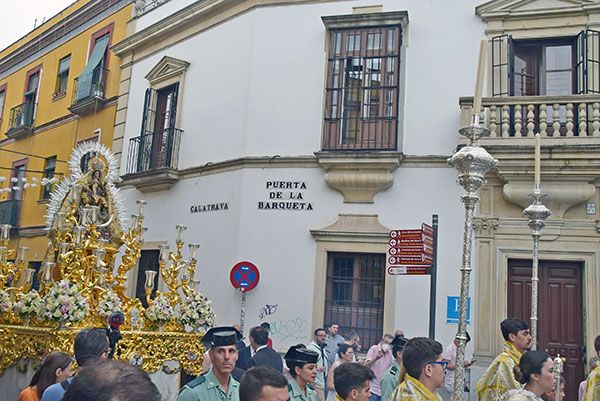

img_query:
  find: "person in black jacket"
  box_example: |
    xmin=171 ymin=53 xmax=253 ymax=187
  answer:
xmin=249 ymin=326 xmax=283 ymax=373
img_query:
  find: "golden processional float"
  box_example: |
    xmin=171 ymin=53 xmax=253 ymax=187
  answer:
xmin=0 ymin=142 xmax=214 ymax=377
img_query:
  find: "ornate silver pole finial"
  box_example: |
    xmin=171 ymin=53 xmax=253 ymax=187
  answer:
xmin=523 ymin=133 xmax=551 ymax=350
xmin=523 ymin=195 xmax=550 ymax=350
xmin=448 ymin=38 xmax=497 ymax=401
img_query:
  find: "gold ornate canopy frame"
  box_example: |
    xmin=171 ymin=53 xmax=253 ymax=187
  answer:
xmin=0 ymin=142 xmax=213 ymax=376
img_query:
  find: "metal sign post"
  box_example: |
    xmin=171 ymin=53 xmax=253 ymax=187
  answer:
xmin=387 ymin=215 xmax=438 ymax=339
xmin=428 ymin=215 xmax=439 ymax=339
xmin=240 ymin=290 xmax=247 ymax=334
xmin=230 ymin=261 xmax=260 ymax=335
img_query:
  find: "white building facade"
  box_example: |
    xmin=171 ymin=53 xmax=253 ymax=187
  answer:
xmin=112 ymin=1 xmax=600 ymax=400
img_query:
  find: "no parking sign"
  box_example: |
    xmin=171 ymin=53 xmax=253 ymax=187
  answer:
xmin=230 ymin=261 xmax=260 ymax=292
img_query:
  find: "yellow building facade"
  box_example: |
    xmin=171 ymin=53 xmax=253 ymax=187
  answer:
xmin=0 ymin=0 xmax=132 ymax=270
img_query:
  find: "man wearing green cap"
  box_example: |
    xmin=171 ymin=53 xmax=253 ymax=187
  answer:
xmin=178 ymin=327 xmax=242 ymax=401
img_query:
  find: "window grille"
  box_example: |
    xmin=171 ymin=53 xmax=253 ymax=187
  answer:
xmin=324 ymin=252 xmax=385 ymax=349
xmin=323 ymin=26 xmax=401 ymax=151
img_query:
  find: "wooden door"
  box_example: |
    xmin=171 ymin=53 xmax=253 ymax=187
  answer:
xmin=508 ymin=259 xmax=584 ymax=401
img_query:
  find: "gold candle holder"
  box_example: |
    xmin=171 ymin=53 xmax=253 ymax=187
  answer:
xmin=144 ymin=270 xmax=157 ymax=305
xmin=188 ymin=244 xmax=199 ymax=261
xmin=175 ymin=225 xmax=187 ymax=243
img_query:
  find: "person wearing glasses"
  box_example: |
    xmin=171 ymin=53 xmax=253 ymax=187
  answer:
xmin=503 ymin=351 xmax=556 ymax=401
xmin=477 ymin=318 xmax=532 ymax=401
xmin=389 ymin=337 xmax=445 ymax=401
xmin=40 ymin=328 xmax=110 ymax=401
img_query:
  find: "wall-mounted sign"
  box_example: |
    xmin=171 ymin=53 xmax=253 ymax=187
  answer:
xmin=258 ymin=181 xmax=313 ymax=211
xmin=446 ymin=296 xmax=471 ymax=324
xmin=190 ymin=202 xmax=229 ymax=213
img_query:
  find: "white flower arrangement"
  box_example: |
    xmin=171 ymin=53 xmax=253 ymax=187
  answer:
xmin=179 ymin=289 xmax=215 ymax=331
xmin=98 ymin=290 xmax=123 ymax=318
xmin=13 ymin=290 xmax=42 ymax=318
xmin=42 ymin=279 xmax=89 ymax=323
xmin=0 ymin=290 xmax=12 ymax=314
xmin=144 ymin=294 xmax=174 ymax=323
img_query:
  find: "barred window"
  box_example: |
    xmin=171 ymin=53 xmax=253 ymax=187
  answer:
xmin=323 ymin=26 xmax=401 ymax=150
xmin=324 ymin=252 xmax=385 ymax=349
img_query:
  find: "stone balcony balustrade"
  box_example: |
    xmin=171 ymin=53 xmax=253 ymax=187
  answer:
xmin=459 ymin=94 xmax=600 ymax=219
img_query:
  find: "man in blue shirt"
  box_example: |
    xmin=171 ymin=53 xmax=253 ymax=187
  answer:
xmin=41 ymin=328 xmax=110 ymax=401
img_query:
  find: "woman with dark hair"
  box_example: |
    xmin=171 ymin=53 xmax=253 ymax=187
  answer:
xmin=326 ymin=343 xmax=354 ymax=401
xmin=284 ymin=344 xmax=319 ymax=401
xmin=503 ymin=351 xmax=556 ymax=401
xmin=18 ymin=352 xmax=73 ymax=401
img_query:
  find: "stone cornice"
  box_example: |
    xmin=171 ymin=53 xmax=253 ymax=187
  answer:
xmin=0 ymin=0 xmax=131 ymax=79
xmin=321 ymin=11 xmax=408 ymax=29
xmin=310 ymin=214 xmax=390 ymax=243
xmin=118 ymin=153 xmax=453 ymax=188
xmin=112 ymin=0 xmax=363 ymax=61
xmin=475 ymin=0 xmax=600 ymax=22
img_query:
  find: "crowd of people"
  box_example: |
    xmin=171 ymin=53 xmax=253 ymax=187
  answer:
xmin=17 ymin=327 xmax=161 ymax=401
xmin=14 ymin=319 xmax=600 ymax=401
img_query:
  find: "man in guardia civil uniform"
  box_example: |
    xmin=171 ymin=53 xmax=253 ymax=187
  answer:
xmin=389 ymin=337 xmax=445 ymax=401
xmin=285 ymin=345 xmax=320 ymax=401
xmin=583 ymin=335 xmax=600 ymax=401
xmin=381 ymin=335 xmax=408 ymax=401
xmin=476 ymin=318 xmax=532 ymax=401
xmin=178 ymin=327 xmax=242 ymax=401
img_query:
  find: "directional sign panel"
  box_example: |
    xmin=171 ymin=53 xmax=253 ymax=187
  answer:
xmin=388 ymin=224 xmax=435 ymax=274
xmin=230 ymin=261 xmax=260 ymax=292
xmin=388 ymin=266 xmax=430 ymax=275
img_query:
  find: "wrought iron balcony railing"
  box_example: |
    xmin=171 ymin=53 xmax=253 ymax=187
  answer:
xmin=7 ymin=102 xmax=35 ymax=134
xmin=71 ymin=66 xmax=108 ymax=105
xmin=126 ymin=128 xmax=182 ymax=174
xmin=459 ymin=94 xmax=600 ymax=139
xmin=0 ymin=199 xmax=21 ymax=226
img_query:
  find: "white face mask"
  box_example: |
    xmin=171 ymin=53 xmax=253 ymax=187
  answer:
xmin=381 ymin=343 xmax=391 ymax=353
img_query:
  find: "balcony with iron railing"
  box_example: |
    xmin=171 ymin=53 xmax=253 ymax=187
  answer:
xmin=68 ymin=66 xmax=109 ymax=116
xmin=121 ymin=127 xmax=183 ymax=192
xmin=7 ymin=102 xmax=35 ymax=139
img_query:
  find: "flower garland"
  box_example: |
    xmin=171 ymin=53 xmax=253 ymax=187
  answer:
xmin=42 ymin=280 xmax=89 ymax=323
xmin=13 ymin=290 xmax=42 ymax=318
xmin=145 ymin=294 xmax=174 ymax=323
xmin=98 ymin=289 xmax=123 ymax=318
xmin=179 ymin=290 xmax=215 ymax=331
xmin=0 ymin=290 xmax=11 ymax=314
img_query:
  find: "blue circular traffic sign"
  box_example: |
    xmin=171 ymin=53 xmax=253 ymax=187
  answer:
xmin=230 ymin=261 xmax=260 ymax=292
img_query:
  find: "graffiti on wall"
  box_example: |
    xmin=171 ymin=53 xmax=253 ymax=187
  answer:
xmin=269 ymin=317 xmax=308 ymax=343
xmin=258 ymin=304 xmax=278 ymax=320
